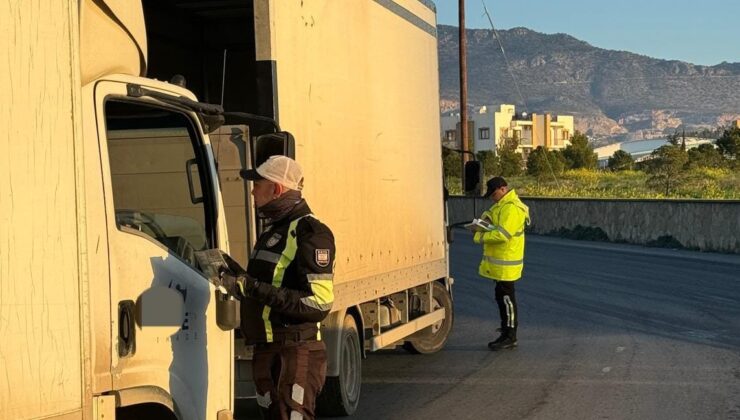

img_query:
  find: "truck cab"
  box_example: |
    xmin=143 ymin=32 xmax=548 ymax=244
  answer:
xmin=2 ymin=1 xmax=237 ymax=418
xmin=86 ymin=75 xmax=235 ymax=420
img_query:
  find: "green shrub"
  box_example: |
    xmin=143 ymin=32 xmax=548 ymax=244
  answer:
xmin=646 ymin=235 xmax=684 ymax=249
xmin=547 ymin=225 xmax=609 ymax=241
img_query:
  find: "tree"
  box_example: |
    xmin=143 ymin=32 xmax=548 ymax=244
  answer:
xmin=562 ymin=131 xmax=597 ymax=170
xmin=666 ymin=130 xmax=682 ymax=146
xmin=527 ymin=146 xmax=564 ymax=179
xmin=646 ymin=145 xmax=688 ymax=195
xmin=500 ymin=151 xmax=523 ymax=177
xmin=607 ymin=150 xmax=635 ymax=171
xmin=497 ymin=136 xmax=523 ymax=177
xmin=475 ymin=150 xmax=501 ymax=178
xmin=687 ymin=144 xmax=725 ymax=169
xmin=442 ymin=147 xmax=462 ymax=179
xmin=715 ymin=126 xmax=740 ymax=159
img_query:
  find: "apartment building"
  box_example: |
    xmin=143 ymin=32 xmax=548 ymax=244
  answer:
xmin=498 ymin=107 xmax=573 ymax=159
xmin=441 ymin=104 xmax=573 ymax=159
xmin=441 ymin=106 xmax=495 ymax=152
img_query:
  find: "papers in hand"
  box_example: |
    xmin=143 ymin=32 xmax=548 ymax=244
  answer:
xmin=193 ymin=249 xmax=229 ymax=293
xmin=463 ymin=218 xmax=495 ymax=233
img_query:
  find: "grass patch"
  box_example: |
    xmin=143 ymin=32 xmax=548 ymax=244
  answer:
xmin=444 ymin=168 xmax=740 ymax=199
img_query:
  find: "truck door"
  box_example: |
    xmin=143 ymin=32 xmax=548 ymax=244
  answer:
xmin=92 ymin=80 xmax=232 ymax=419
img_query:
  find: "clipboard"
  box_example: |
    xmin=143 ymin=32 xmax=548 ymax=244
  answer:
xmin=463 ymin=218 xmax=495 ymax=233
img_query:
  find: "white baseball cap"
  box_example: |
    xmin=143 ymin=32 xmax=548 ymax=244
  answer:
xmin=240 ymin=155 xmax=304 ymax=191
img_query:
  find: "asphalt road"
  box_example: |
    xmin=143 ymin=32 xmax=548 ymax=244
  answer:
xmin=350 ymin=232 xmax=740 ymax=420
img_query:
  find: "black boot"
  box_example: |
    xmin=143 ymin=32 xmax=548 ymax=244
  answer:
xmin=488 ymin=331 xmax=517 ymax=351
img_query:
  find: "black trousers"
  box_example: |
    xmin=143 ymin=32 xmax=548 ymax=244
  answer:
xmin=495 ymin=281 xmax=517 ymax=338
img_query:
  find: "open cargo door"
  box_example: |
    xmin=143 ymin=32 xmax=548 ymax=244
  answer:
xmin=209 ymin=124 xmax=256 ymax=267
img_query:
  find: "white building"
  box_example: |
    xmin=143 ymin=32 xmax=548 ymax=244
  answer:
xmin=441 ymin=104 xmax=573 ymax=158
xmin=441 ymin=106 xmax=496 ymax=152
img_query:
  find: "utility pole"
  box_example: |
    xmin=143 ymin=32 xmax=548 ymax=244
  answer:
xmin=459 ymin=0 xmax=469 ymax=167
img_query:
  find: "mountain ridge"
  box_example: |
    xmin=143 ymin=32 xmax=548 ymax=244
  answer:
xmin=437 ymin=24 xmax=740 ymax=142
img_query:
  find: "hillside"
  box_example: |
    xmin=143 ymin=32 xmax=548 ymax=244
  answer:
xmin=438 ymin=25 xmax=740 ymax=142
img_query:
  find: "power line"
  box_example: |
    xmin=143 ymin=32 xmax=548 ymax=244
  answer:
xmin=481 ymin=2 xmax=528 ymax=113
xmin=481 ymin=0 xmax=561 ymax=188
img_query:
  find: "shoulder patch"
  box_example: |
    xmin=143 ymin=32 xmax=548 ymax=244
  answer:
xmin=315 ymin=249 xmax=330 ymax=267
xmin=266 ymin=233 xmax=282 ymax=248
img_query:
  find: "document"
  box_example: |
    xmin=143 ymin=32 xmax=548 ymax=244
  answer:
xmin=193 ymin=249 xmax=229 ymax=292
xmin=463 ymin=218 xmax=495 ymax=233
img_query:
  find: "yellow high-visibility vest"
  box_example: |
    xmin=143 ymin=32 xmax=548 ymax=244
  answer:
xmin=474 ymin=190 xmax=531 ymax=281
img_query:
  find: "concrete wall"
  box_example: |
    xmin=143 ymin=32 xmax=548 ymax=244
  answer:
xmin=448 ymin=197 xmax=740 ymax=254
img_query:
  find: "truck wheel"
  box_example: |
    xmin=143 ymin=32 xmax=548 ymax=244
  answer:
xmin=317 ymin=314 xmax=361 ymax=416
xmin=403 ymin=281 xmax=454 ymax=354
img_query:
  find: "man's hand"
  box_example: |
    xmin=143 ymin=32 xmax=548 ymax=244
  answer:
xmin=212 ymin=251 xmax=254 ymax=298
xmin=221 ymin=252 xmax=247 ymax=276
xmin=219 ymin=271 xmax=258 ymax=299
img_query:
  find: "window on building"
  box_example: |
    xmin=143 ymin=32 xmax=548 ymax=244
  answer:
xmin=445 ymin=130 xmax=456 ymax=141
xmin=479 ymin=127 xmax=490 ymax=140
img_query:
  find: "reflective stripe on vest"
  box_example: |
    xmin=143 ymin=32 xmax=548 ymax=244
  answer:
xmin=496 ymin=226 xmax=512 ymax=239
xmin=300 ymin=274 xmax=335 ymax=312
xmin=491 ymin=225 xmax=525 ymax=239
xmin=306 ymin=272 xmax=335 ymax=341
xmin=262 ymin=214 xmax=313 ymax=342
xmin=484 ymin=256 xmax=524 ymax=266
xmin=254 ymin=250 xmax=281 ymax=264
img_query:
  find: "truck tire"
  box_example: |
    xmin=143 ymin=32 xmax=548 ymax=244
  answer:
xmin=403 ymin=281 xmax=454 ymax=354
xmin=317 ymin=314 xmax=361 ymax=416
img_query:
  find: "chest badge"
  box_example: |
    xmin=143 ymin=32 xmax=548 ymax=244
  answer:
xmin=315 ymin=249 xmax=330 ymax=267
xmin=266 ymin=233 xmax=282 ymax=248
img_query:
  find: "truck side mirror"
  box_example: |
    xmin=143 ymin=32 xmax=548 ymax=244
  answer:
xmin=215 ymin=290 xmax=241 ymax=331
xmin=252 ymin=131 xmax=296 ymax=167
xmin=464 ymin=161 xmax=482 ymax=195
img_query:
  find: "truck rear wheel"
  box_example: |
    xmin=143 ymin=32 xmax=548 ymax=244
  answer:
xmin=403 ymin=281 xmax=453 ymax=354
xmin=317 ymin=313 xmax=362 ymax=416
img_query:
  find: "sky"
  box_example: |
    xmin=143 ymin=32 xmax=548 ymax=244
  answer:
xmin=436 ymin=0 xmax=740 ymax=66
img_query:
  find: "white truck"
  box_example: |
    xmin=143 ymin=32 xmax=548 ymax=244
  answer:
xmin=1 ymin=0 xmax=242 ymax=419
xmin=1 ymin=0 xmax=451 ymax=418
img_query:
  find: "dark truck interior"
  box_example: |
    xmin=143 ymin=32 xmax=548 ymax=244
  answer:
xmin=142 ymin=0 xmax=277 ymax=128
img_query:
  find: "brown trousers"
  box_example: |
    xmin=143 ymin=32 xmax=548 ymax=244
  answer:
xmin=252 ymin=340 xmax=327 ymax=420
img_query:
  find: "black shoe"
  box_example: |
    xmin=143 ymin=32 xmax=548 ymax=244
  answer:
xmin=487 ymin=335 xmax=518 ymax=351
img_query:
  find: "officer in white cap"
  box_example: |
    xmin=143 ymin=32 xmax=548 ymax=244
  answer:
xmin=221 ymin=155 xmax=335 ymax=419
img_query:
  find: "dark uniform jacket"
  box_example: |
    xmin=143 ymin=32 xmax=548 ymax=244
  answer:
xmin=240 ymin=199 xmax=335 ymax=344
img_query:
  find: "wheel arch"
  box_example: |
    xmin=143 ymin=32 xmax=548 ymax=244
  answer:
xmin=322 ymin=305 xmax=364 ymax=377
xmin=113 ymin=386 xmax=179 ymax=419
